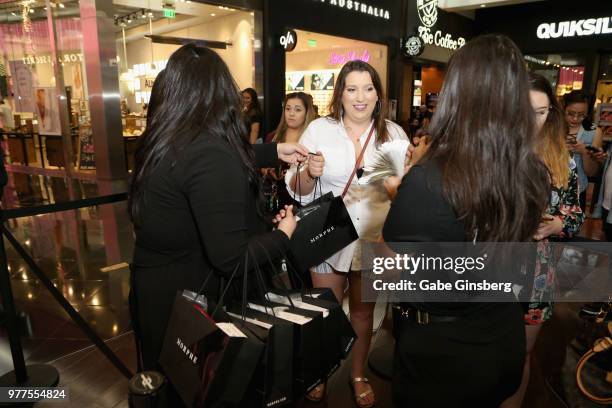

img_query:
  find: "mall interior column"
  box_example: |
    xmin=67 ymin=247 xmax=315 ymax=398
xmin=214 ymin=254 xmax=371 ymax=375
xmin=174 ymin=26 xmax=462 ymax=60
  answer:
xmin=45 ymin=0 xmax=75 ymax=188
xmin=80 ymin=0 xmax=127 ymax=182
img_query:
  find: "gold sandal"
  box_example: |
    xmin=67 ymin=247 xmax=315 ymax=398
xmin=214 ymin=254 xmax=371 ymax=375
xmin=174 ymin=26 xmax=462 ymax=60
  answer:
xmin=305 ymin=382 xmax=326 ymax=403
xmin=349 ymin=377 xmax=375 ymax=408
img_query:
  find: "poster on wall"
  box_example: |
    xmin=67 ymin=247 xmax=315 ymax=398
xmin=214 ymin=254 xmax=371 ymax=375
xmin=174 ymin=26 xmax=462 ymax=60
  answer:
xmin=311 ymin=72 xmax=335 ymax=91
xmin=596 ymin=103 xmax=612 ymax=141
xmin=10 ymin=61 xmax=35 ymax=113
xmin=285 ymin=72 xmax=305 ymax=91
xmin=78 ymin=124 xmax=95 ymax=169
xmin=35 ymin=87 xmax=61 ymax=135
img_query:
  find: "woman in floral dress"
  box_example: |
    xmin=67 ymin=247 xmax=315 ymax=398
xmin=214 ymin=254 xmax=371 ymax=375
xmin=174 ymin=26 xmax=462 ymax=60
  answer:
xmin=502 ymin=73 xmax=584 ymax=408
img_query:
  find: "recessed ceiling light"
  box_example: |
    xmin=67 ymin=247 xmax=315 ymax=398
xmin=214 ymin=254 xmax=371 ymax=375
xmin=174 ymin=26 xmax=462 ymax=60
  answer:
xmin=58 ymin=3 xmax=65 ymax=8
xmin=480 ymin=4 xmax=486 ymax=7
xmin=210 ymin=13 xmax=216 ymax=16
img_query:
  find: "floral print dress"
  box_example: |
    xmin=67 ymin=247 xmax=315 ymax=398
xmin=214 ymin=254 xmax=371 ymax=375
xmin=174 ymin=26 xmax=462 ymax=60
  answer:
xmin=524 ymin=157 xmax=584 ymax=325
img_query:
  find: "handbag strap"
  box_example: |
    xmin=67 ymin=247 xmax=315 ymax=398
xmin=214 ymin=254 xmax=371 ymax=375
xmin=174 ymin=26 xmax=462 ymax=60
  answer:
xmin=341 ymin=124 xmax=376 ymax=198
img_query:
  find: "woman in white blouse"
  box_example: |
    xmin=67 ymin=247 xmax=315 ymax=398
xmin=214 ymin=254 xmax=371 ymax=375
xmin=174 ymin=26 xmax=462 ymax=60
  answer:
xmin=286 ymin=60 xmax=408 ymax=407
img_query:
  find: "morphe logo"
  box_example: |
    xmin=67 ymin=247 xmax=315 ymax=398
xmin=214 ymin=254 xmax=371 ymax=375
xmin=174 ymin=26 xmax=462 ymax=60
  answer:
xmin=310 ymin=226 xmax=335 ymax=244
xmin=177 ymin=337 xmax=198 ymax=364
xmin=537 ymin=17 xmax=612 ymax=39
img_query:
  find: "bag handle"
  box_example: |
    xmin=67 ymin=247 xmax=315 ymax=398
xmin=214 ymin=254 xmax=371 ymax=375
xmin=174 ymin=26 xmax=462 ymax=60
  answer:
xmin=341 ymin=124 xmax=376 ymax=198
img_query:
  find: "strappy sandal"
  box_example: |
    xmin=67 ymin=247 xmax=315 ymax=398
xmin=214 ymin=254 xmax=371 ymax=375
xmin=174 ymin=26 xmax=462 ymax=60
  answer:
xmin=305 ymin=382 xmax=326 ymax=403
xmin=349 ymin=377 xmax=376 ymax=408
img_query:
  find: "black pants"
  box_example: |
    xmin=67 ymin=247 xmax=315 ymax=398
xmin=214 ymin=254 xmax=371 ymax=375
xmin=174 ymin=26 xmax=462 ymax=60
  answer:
xmin=579 ymin=190 xmax=587 ymax=214
xmin=602 ymin=209 xmax=612 ymax=242
xmin=392 ymin=303 xmax=525 ymax=408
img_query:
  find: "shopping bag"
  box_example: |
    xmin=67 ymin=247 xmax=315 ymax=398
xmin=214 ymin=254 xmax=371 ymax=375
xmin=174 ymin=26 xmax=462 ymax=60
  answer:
xmin=299 ymin=288 xmax=356 ymax=359
xmin=289 ymin=193 xmax=358 ymax=271
xmin=226 ymin=306 xmax=295 ymax=408
xmin=158 ymin=291 xmax=264 ymax=407
xmin=248 ymin=300 xmax=326 ymax=395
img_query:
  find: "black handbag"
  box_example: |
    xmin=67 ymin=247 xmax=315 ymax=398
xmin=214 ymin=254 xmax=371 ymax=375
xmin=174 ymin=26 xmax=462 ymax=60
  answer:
xmin=288 ymin=126 xmax=376 ymax=272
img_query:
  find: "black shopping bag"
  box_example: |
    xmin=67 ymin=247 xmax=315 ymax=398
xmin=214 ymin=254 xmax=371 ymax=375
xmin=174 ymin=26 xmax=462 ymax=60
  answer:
xmin=158 ymin=291 xmax=264 ymax=407
xmin=299 ymin=288 xmax=356 ymax=359
xmin=226 ymin=306 xmax=295 ymax=408
xmin=289 ymin=193 xmax=358 ymax=272
xmin=248 ymin=300 xmax=326 ymax=395
xmin=267 ymin=289 xmax=355 ymax=379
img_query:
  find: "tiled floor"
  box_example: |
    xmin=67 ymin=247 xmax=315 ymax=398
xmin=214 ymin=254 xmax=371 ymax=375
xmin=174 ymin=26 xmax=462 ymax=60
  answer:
xmin=0 ymin=169 xmax=610 ymax=407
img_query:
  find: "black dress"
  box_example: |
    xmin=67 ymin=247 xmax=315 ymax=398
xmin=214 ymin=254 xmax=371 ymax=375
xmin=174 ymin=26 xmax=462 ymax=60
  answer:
xmin=130 ymin=137 xmax=288 ymax=371
xmin=382 ymin=162 xmax=525 ymax=408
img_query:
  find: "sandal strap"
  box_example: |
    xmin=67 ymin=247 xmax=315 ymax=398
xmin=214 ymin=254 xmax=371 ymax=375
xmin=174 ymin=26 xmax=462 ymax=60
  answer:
xmin=350 ymin=377 xmax=370 ymax=385
xmin=356 ymin=388 xmax=374 ymax=400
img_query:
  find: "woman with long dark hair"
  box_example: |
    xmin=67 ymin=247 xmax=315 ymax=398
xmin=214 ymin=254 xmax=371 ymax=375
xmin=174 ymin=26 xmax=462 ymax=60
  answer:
xmin=242 ymin=87 xmax=264 ymax=144
xmin=129 ymin=44 xmax=307 ymax=374
xmin=502 ymin=73 xmax=584 ymax=408
xmin=286 ymin=60 xmax=409 ymax=407
xmin=383 ymin=34 xmax=551 ymax=407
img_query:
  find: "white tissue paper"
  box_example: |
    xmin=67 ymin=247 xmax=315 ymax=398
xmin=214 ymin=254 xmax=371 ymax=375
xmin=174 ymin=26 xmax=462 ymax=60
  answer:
xmin=361 ymin=139 xmax=409 ymax=183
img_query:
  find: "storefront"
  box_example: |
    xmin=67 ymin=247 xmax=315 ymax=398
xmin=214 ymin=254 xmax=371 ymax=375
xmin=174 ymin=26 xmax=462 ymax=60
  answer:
xmin=476 ymin=1 xmax=612 ymax=114
xmin=264 ymin=0 xmax=405 ymax=133
xmin=400 ymin=0 xmax=474 ymax=126
xmin=0 ymin=0 xmax=263 ymax=178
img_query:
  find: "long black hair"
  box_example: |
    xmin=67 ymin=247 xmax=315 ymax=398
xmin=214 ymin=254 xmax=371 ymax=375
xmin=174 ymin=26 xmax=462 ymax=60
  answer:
xmin=423 ymin=34 xmax=551 ymax=242
xmin=128 ymin=44 xmax=260 ymax=224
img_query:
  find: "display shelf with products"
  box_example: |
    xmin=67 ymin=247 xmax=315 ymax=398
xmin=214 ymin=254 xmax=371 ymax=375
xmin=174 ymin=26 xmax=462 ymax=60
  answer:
xmin=285 ymin=69 xmax=339 ymax=116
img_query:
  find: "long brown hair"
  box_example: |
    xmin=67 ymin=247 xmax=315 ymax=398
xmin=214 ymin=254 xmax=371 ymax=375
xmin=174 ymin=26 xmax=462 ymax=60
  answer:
xmin=529 ymin=73 xmax=569 ymax=189
xmin=423 ymin=34 xmax=551 ymax=242
xmin=328 ymin=60 xmax=389 ymax=144
xmin=272 ymin=92 xmax=316 ymax=143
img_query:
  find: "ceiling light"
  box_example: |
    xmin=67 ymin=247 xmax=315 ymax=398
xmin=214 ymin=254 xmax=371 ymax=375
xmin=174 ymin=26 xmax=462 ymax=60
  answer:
xmin=210 ymin=13 xmax=215 ymax=16
xmin=480 ymin=4 xmax=486 ymax=7
xmin=58 ymin=3 xmax=65 ymax=8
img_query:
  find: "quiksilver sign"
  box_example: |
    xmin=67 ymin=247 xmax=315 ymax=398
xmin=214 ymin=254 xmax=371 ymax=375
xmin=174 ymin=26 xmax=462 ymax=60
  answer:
xmin=537 ymin=17 xmax=612 ymax=39
xmin=313 ymin=0 xmax=391 ymax=20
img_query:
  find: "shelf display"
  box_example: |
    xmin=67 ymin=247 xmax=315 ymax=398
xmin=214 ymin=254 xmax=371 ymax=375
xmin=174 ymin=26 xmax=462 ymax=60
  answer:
xmin=285 ymin=69 xmax=339 ymax=116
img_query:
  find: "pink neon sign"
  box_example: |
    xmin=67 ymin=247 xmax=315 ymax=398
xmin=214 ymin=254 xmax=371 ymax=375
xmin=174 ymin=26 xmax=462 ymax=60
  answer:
xmin=329 ymin=50 xmax=371 ymax=65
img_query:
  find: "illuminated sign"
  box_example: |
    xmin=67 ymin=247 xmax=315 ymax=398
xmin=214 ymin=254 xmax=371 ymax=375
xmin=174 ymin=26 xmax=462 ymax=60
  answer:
xmin=280 ymin=30 xmax=297 ymax=52
xmin=417 ymin=0 xmax=438 ymax=28
xmin=403 ymin=35 xmax=425 ymax=57
xmin=415 ymin=0 xmax=465 ymax=51
xmin=313 ymin=0 xmax=391 ymax=20
xmin=537 ymin=17 xmax=612 ymax=39
xmin=163 ymin=8 xmax=176 ymax=18
xmin=329 ymin=50 xmax=370 ymax=65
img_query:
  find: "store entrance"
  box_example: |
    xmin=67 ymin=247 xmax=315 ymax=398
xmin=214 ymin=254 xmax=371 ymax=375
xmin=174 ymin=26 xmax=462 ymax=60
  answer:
xmin=284 ymin=30 xmax=388 ymax=117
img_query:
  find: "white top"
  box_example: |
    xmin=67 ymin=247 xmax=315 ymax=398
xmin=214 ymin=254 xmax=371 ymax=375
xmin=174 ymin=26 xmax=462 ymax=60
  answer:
xmin=285 ymin=117 xmax=409 ymax=272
